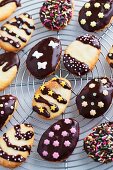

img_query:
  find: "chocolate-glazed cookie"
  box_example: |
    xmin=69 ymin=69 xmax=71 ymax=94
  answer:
xmin=84 ymin=122 xmax=113 ymax=163
xmin=63 ymin=34 xmax=101 ymax=76
xmin=38 ymin=118 xmax=79 ymax=162
xmin=76 ymin=77 xmax=113 ymax=118
xmin=40 ymin=0 xmax=74 ymax=31
xmin=26 ymin=37 xmax=62 ymax=79
xmin=78 ymin=0 xmax=113 ymax=32
xmin=106 ymin=45 xmax=113 ymax=68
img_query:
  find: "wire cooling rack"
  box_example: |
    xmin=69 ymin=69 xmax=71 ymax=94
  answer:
xmin=0 ymin=0 xmax=113 ymax=170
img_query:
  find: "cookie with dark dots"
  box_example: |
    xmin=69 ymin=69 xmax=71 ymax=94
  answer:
xmin=26 ymin=37 xmax=62 ymax=79
xmin=78 ymin=0 xmax=113 ymax=32
xmin=0 ymin=124 xmax=34 ymax=168
xmin=84 ymin=122 xmax=113 ymax=163
xmin=76 ymin=77 xmax=113 ymax=119
xmin=32 ymin=77 xmax=71 ymax=120
xmin=0 ymin=13 xmax=35 ymax=52
xmin=0 ymin=52 xmax=20 ymax=91
xmin=63 ymin=34 xmax=101 ymax=76
xmin=0 ymin=0 xmax=21 ymax=22
xmin=0 ymin=95 xmax=18 ymax=129
xmin=40 ymin=0 xmax=74 ymax=31
xmin=38 ymin=118 xmax=79 ymax=162
xmin=106 ymin=45 xmax=113 ymax=68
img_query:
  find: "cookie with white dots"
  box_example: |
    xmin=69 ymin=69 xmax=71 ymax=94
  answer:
xmin=26 ymin=37 xmax=62 ymax=79
xmin=0 ymin=95 xmax=18 ymax=129
xmin=63 ymin=34 xmax=101 ymax=76
xmin=37 ymin=118 xmax=79 ymax=162
xmin=76 ymin=77 xmax=113 ymax=119
xmin=84 ymin=122 xmax=113 ymax=163
xmin=106 ymin=45 xmax=113 ymax=68
xmin=0 ymin=13 xmax=35 ymax=52
xmin=32 ymin=77 xmax=71 ymax=120
xmin=78 ymin=0 xmax=113 ymax=32
xmin=0 ymin=0 xmax=21 ymax=21
xmin=0 ymin=52 xmax=20 ymax=91
xmin=0 ymin=123 xmax=34 ymax=168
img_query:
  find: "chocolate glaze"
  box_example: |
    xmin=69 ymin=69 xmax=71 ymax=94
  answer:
xmin=3 ymin=133 xmax=31 ymax=154
xmin=78 ymin=0 xmax=113 ymax=32
xmin=26 ymin=37 xmax=62 ymax=79
xmin=63 ymin=54 xmax=90 ymax=76
xmin=0 ymin=0 xmax=21 ymax=7
xmin=76 ymin=34 xmax=101 ymax=49
xmin=14 ymin=125 xmax=34 ymax=140
xmin=38 ymin=119 xmax=79 ymax=161
xmin=0 ymin=35 xmax=20 ymax=48
xmin=52 ymin=78 xmax=71 ymax=90
xmin=33 ymin=106 xmax=50 ymax=118
xmin=0 ymin=95 xmax=16 ymax=129
xmin=108 ymin=53 xmax=113 ymax=59
xmin=0 ymin=147 xmax=25 ymax=162
xmin=0 ymin=52 xmax=20 ymax=72
xmin=76 ymin=77 xmax=113 ymax=118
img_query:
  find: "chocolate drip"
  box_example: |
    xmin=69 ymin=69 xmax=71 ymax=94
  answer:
xmin=63 ymin=54 xmax=90 ymax=76
xmin=0 ymin=95 xmax=16 ymax=129
xmin=40 ymin=86 xmax=67 ymax=104
xmin=0 ymin=52 xmax=20 ymax=72
xmin=0 ymin=147 xmax=25 ymax=162
xmin=15 ymin=17 xmax=35 ymax=29
xmin=3 ymin=133 xmax=31 ymax=154
xmin=0 ymin=0 xmax=21 ymax=7
xmin=34 ymin=96 xmax=59 ymax=112
xmin=14 ymin=125 xmax=34 ymax=140
xmin=52 ymin=78 xmax=71 ymax=90
xmin=0 ymin=35 xmax=20 ymax=48
xmin=1 ymin=26 xmax=27 ymax=43
xmin=33 ymin=106 xmax=50 ymax=118
xmin=24 ymin=123 xmax=32 ymax=127
xmin=23 ymin=13 xmax=32 ymax=19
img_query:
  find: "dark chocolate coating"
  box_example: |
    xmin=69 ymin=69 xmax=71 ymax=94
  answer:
xmin=38 ymin=118 xmax=79 ymax=161
xmin=84 ymin=122 xmax=113 ymax=163
xmin=33 ymin=106 xmax=50 ymax=118
xmin=40 ymin=0 xmax=73 ymax=31
xmin=108 ymin=53 xmax=113 ymax=59
xmin=76 ymin=77 xmax=113 ymax=118
xmin=0 ymin=0 xmax=21 ymax=7
xmin=78 ymin=0 xmax=113 ymax=32
xmin=0 ymin=52 xmax=20 ymax=72
xmin=26 ymin=37 xmax=62 ymax=79
xmin=0 ymin=95 xmax=17 ymax=129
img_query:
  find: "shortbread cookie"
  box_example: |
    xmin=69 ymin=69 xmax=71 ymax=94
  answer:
xmin=76 ymin=77 xmax=113 ymax=119
xmin=78 ymin=0 xmax=113 ymax=32
xmin=84 ymin=122 xmax=113 ymax=163
xmin=40 ymin=0 xmax=74 ymax=31
xmin=0 ymin=95 xmax=18 ymax=129
xmin=0 ymin=52 xmax=20 ymax=91
xmin=26 ymin=37 xmax=62 ymax=79
xmin=106 ymin=45 xmax=113 ymax=68
xmin=0 ymin=123 xmax=34 ymax=168
xmin=0 ymin=13 xmax=35 ymax=52
xmin=38 ymin=118 xmax=79 ymax=162
xmin=0 ymin=0 xmax=21 ymax=22
xmin=32 ymin=77 xmax=71 ymax=120
xmin=63 ymin=34 xmax=101 ymax=76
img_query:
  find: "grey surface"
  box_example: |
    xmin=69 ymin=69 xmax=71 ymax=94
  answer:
xmin=0 ymin=0 xmax=113 ymax=170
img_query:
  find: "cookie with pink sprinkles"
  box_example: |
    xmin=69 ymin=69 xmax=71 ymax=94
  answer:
xmin=40 ymin=0 xmax=74 ymax=31
xmin=84 ymin=122 xmax=113 ymax=163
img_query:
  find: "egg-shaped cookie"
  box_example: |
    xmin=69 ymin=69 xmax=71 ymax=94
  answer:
xmin=63 ymin=34 xmax=101 ymax=76
xmin=0 ymin=123 xmax=34 ymax=168
xmin=84 ymin=122 xmax=113 ymax=163
xmin=0 ymin=13 xmax=35 ymax=52
xmin=0 ymin=95 xmax=18 ymax=129
xmin=106 ymin=45 xmax=113 ymax=68
xmin=76 ymin=77 xmax=113 ymax=118
xmin=38 ymin=118 xmax=79 ymax=162
xmin=32 ymin=77 xmax=71 ymax=120
xmin=0 ymin=52 xmax=20 ymax=91
xmin=0 ymin=0 xmax=21 ymax=22
xmin=78 ymin=0 xmax=113 ymax=32
xmin=26 ymin=37 xmax=62 ymax=79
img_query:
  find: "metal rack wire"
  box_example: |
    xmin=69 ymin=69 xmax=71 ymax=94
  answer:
xmin=0 ymin=0 xmax=113 ymax=169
